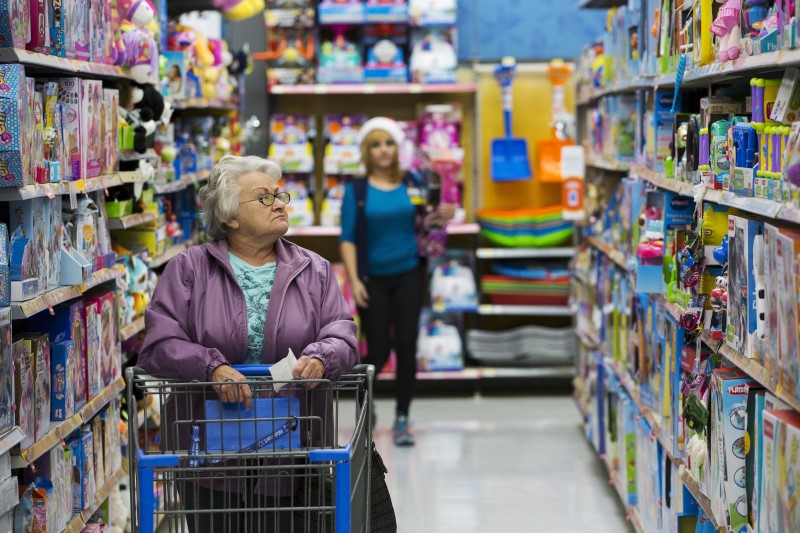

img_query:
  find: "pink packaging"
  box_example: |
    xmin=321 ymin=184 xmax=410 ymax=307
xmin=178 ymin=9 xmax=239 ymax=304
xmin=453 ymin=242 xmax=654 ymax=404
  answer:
xmin=13 ymin=339 xmax=34 ymax=449
xmin=66 ymin=0 xmax=90 ymax=61
xmin=57 ymin=78 xmax=82 ymax=180
xmin=81 ymin=80 xmax=102 ymax=178
xmin=85 ymin=290 xmax=118 ymax=389
xmin=83 ymin=298 xmax=102 ymax=398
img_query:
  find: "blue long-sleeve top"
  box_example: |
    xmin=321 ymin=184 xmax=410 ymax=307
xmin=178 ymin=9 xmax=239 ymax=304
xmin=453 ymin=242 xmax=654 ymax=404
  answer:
xmin=340 ymin=182 xmax=420 ymax=277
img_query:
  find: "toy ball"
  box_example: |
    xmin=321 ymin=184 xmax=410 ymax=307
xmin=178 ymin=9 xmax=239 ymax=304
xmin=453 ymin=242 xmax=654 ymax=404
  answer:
xmin=161 ymin=146 xmax=177 ymax=163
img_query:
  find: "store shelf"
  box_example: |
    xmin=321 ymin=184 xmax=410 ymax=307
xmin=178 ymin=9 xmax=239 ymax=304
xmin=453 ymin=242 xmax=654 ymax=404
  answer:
xmin=578 ymin=0 xmax=628 ymax=8
xmin=0 ymin=175 xmax=125 ymax=201
xmin=585 ymin=156 xmax=630 ymax=173
xmin=11 ymin=266 xmax=124 ymax=319
xmin=265 ymin=82 xmax=477 ymax=95
xmin=63 ymin=467 xmax=126 ymax=533
xmin=107 ymin=211 xmax=158 ymax=230
xmin=476 ymin=247 xmax=576 ymax=259
xmin=630 ymin=165 xmax=695 ymax=197
xmin=120 ymin=316 xmax=146 ymax=342
xmin=476 ymin=304 xmax=573 ymax=316
xmin=286 ymin=223 xmax=479 ymax=237
xmin=0 ymin=426 xmax=25 ymax=457
xmin=377 ymin=366 xmax=574 ymax=381
xmin=149 ymin=240 xmax=198 ymax=269
xmin=150 ymin=171 xmax=209 ymax=195
xmin=679 ymin=468 xmax=721 ymax=530
xmin=586 ymin=237 xmax=629 ymax=270
xmin=700 ymin=333 xmax=800 ymax=413
xmin=12 ymin=377 xmax=125 ymax=467
xmin=0 ymin=48 xmax=130 ymax=79
xmin=170 ymin=98 xmax=238 ymax=111
xmin=627 ymin=506 xmax=646 ymax=533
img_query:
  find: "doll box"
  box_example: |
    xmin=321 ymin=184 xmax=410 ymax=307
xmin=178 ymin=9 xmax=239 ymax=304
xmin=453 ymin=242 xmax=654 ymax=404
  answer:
xmin=726 ymin=216 xmax=764 ymax=357
xmin=50 ymin=340 xmax=76 ymax=422
xmin=80 ymin=80 xmax=102 ymax=178
xmin=760 ymin=409 xmax=800 ymax=533
xmin=773 ymin=227 xmax=800 ymax=404
xmin=57 ymin=78 xmax=83 ymax=180
xmin=83 ymin=298 xmax=101 ymax=399
xmin=10 ymin=198 xmax=49 ymax=294
xmin=318 ymin=1 xmax=364 ymax=24
xmin=102 ymin=400 xmax=121 ymax=477
xmin=91 ymin=414 xmax=104 ymax=485
xmin=0 ymin=0 xmax=26 ymax=49
xmin=67 ymin=429 xmax=94 ymax=512
xmin=0 ymin=309 xmax=11 ymax=436
xmin=65 ymin=0 xmax=90 ymax=61
xmin=12 ymin=339 xmax=33 ymax=449
xmin=23 ymin=333 xmax=51 ymax=441
xmin=365 ymin=1 xmax=407 ymax=23
xmin=47 ymin=196 xmax=63 ymax=290
xmin=84 ymin=290 xmax=118 ymax=389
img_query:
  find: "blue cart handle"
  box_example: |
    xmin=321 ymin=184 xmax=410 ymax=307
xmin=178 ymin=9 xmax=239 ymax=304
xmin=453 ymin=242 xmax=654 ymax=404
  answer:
xmin=230 ymin=364 xmax=273 ymax=377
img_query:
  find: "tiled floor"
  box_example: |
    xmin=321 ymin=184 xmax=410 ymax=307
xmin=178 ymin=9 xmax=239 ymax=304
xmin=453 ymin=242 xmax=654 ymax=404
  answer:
xmin=372 ymin=395 xmax=632 ymax=533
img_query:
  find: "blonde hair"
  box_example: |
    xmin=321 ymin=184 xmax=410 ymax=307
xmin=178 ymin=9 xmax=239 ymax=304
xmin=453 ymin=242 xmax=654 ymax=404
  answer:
xmin=360 ymin=129 xmax=402 ymax=183
xmin=199 ymin=155 xmax=282 ymax=240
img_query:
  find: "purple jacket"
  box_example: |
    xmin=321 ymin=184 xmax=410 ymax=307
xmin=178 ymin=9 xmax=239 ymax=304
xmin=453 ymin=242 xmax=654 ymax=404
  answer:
xmin=138 ymin=238 xmax=358 ymax=493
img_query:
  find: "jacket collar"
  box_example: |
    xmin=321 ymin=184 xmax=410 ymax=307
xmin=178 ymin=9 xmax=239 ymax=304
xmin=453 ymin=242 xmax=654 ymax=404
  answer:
xmin=207 ymin=237 xmax=309 ymax=274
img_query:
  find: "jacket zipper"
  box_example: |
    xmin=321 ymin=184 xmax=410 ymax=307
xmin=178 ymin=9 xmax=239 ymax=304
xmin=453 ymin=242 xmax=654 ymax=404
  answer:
xmin=269 ymin=259 xmax=310 ymax=359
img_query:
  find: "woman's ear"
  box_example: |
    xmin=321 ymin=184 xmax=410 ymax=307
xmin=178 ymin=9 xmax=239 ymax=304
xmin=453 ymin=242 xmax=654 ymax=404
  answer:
xmin=226 ymin=217 xmax=240 ymax=230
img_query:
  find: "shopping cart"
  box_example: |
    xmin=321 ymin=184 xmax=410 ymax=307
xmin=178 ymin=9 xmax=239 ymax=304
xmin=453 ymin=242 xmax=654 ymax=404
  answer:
xmin=126 ymin=364 xmax=375 ymax=533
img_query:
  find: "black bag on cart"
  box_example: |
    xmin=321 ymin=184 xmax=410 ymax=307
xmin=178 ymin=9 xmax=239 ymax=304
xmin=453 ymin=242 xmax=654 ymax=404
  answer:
xmin=294 ymin=443 xmax=397 ymax=533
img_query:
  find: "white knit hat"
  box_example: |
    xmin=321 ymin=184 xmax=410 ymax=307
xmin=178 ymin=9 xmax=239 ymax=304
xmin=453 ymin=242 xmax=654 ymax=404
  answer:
xmin=357 ymin=117 xmax=406 ymax=147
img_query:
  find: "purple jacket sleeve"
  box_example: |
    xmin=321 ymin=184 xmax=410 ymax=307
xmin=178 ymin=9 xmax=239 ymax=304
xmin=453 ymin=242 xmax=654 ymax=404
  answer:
xmin=301 ymin=261 xmax=358 ymax=381
xmin=138 ymin=254 xmax=229 ymax=382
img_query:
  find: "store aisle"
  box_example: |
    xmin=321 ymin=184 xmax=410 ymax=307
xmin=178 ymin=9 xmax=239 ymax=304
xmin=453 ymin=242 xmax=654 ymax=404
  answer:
xmin=373 ymin=395 xmax=632 ymax=533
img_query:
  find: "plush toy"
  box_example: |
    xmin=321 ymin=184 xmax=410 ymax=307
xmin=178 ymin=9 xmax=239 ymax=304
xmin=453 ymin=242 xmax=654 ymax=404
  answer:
xmin=120 ymin=0 xmax=156 ymax=27
xmin=221 ymin=0 xmax=266 ymax=20
xmin=123 ymin=25 xmax=159 ymax=84
xmin=711 ymin=0 xmax=742 ymax=61
xmin=127 ymin=254 xmax=151 ymax=316
xmin=109 ymin=484 xmax=131 ymax=533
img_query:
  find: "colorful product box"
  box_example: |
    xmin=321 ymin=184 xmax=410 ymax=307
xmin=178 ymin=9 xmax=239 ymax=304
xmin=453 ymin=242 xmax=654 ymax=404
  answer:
xmin=764 ymin=223 xmax=781 ymax=382
xmin=636 ymin=415 xmax=663 ymax=533
xmin=58 ymin=78 xmax=83 ymax=180
xmin=102 ymin=400 xmax=120 ymax=478
xmin=85 ymin=290 xmax=117 ymax=389
xmin=726 ymin=216 xmax=764 ymax=356
xmin=9 ymin=198 xmax=49 ymax=296
xmin=110 ymin=228 xmax=166 ymax=258
xmin=760 ymin=409 xmax=800 ymax=533
xmin=774 ymin=228 xmax=800 ymax=405
xmin=81 ymin=79 xmax=102 ymax=178
xmin=710 ymin=369 xmax=760 ymax=533
xmin=12 ymin=338 xmax=33 ymax=449
xmin=50 ymin=0 xmax=67 ymax=57
xmin=0 ymin=0 xmax=27 ymax=49
xmin=50 ymin=340 xmax=75 ymax=422
xmin=33 ymin=445 xmax=72 ymax=533
xmin=91 ymin=414 xmax=104 ymax=485
xmin=23 ymin=333 xmax=51 ymax=441
xmin=83 ymin=298 xmax=101 ymax=398
xmin=102 ymin=89 xmax=119 ymax=175
xmin=67 ymin=428 xmax=95 ymax=513
xmin=48 ymin=196 xmax=63 ymax=289
xmin=66 ymin=0 xmax=90 ymax=61
xmin=28 ymin=300 xmax=87 ymax=409
xmin=0 ymin=308 xmax=11 ymax=435
xmin=89 ymin=0 xmax=103 ymax=63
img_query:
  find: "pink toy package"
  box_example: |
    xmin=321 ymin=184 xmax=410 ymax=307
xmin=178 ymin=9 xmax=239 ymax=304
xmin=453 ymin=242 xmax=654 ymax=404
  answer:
xmin=0 ymin=0 xmax=28 ymax=49
xmin=102 ymin=89 xmax=119 ymax=174
xmin=27 ymin=333 xmax=51 ymax=441
xmin=80 ymin=80 xmax=102 ymax=178
xmin=12 ymin=338 xmax=34 ymax=449
xmin=66 ymin=0 xmax=90 ymax=61
xmin=89 ymin=0 xmax=104 ymax=63
xmin=57 ymin=78 xmax=82 ymax=180
xmin=85 ymin=290 xmax=118 ymax=389
xmin=83 ymin=298 xmax=102 ymax=399
xmin=418 ymin=105 xmax=461 ymax=150
xmin=26 ymin=0 xmax=49 ymax=53
xmin=397 ymin=120 xmax=420 ymax=171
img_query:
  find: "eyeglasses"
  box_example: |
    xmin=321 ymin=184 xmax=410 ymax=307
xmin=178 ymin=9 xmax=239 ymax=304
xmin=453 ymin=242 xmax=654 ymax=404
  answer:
xmin=240 ymin=191 xmax=291 ymax=207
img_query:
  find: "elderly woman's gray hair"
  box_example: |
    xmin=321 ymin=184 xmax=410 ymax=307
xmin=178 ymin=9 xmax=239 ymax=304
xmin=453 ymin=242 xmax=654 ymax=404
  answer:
xmin=199 ymin=155 xmax=282 ymax=240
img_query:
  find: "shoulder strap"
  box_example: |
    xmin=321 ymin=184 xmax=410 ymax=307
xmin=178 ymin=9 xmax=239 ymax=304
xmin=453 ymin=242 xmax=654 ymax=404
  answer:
xmin=352 ymin=178 xmax=369 ymax=281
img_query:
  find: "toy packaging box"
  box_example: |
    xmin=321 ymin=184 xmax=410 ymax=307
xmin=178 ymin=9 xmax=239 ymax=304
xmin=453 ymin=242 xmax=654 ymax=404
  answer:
xmin=25 ymin=333 xmax=51 ymax=441
xmin=636 ymin=415 xmax=663 ymax=533
xmin=363 ymin=25 xmax=409 ymax=83
xmin=66 ymin=0 xmax=90 ymax=61
xmin=416 ymin=317 xmax=463 ymax=371
xmin=410 ymin=28 xmax=458 ymax=83
xmin=726 ymin=215 xmax=764 ymax=356
xmin=83 ymin=298 xmax=102 ymax=399
xmin=760 ymin=409 xmax=800 ymax=533
xmin=67 ymin=428 xmax=95 ymax=513
xmin=710 ymin=369 xmax=760 ymax=533
xmin=50 ymin=340 xmax=76 ymax=423
xmin=32 ymin=445 xmax=72 ymax=533
xmin=80 ymin=80 xmax=102 ymax=178
xmin=12 ymin=339 xmax=33 ymax=449
xmin=162 ymin=51 xmax=187 ymax=101
xmin=318 ymin=0 xmax=364 ymax=24
xmin=29 ymin=300 xmax=88 ymax=408
xmin=58 ymin=78 xmax=83 ymax=180
xmin=0 ymin=309 xmax=10 ymax=435
xmin=0 ymin=0 xmax=27 ymax=49
xmin=323 ymin=114 xmax=366 ymax=175
xmin=318 ymin=26 xmax=364 ymax=84
xmin=264 ymin=28 xmax=315 ymax=87
xmin=102 ymin=400 xmax=121 ymax=478
xmin=9 ymin=197 xmax=49 ymax=297
xmin=50 ymin=0 xmax=66 ymax=57
xmin=0 ymin=223 xmax=9 ymax=308
xmin=91 ymin=414 xmax=104 ymax=484
xmin=85 ymin=290 xmax=118 ymax=389
xmin=268 ymin=115 xmax=314 ymax=173
xmin=264 ymin=0 xmax=316 ymax=28
xmin=365 ymin=0 xmax=407 ymax=23
xmin=0 ymin=64 xmax=28 ymax=188
xmin=773 ymin=227 xmax=800 ymax=405
xmin=89 ymin=0 xmax=104 ymax=63
xmin=408 ymin=0 xmax=456 ymax=25
xmin=102 ymin=89 xmax=119 ymax=175
xmin=47 ymin=196 xmax=63 ymax=290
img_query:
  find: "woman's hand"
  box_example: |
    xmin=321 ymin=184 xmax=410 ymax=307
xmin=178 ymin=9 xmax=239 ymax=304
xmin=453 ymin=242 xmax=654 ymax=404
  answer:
xmin=211 ymin=365 xmax=253 ymax=411
xmin=436 ymin=203 xmax=456 ymax=221
xmin=351 ymin=279 xmax=369 ymax=308
xmin=293 ymin=356 xmax=326 ymax=388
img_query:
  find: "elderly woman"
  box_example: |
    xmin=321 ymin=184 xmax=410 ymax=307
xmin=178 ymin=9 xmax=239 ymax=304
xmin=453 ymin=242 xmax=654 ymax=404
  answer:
xmin=138 ymin=155 xmax=359 ymax=533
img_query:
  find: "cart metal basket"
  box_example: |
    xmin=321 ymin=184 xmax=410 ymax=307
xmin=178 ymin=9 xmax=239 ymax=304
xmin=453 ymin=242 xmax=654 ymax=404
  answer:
xmin=126 ymin=364 xmax=375 ymax=533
